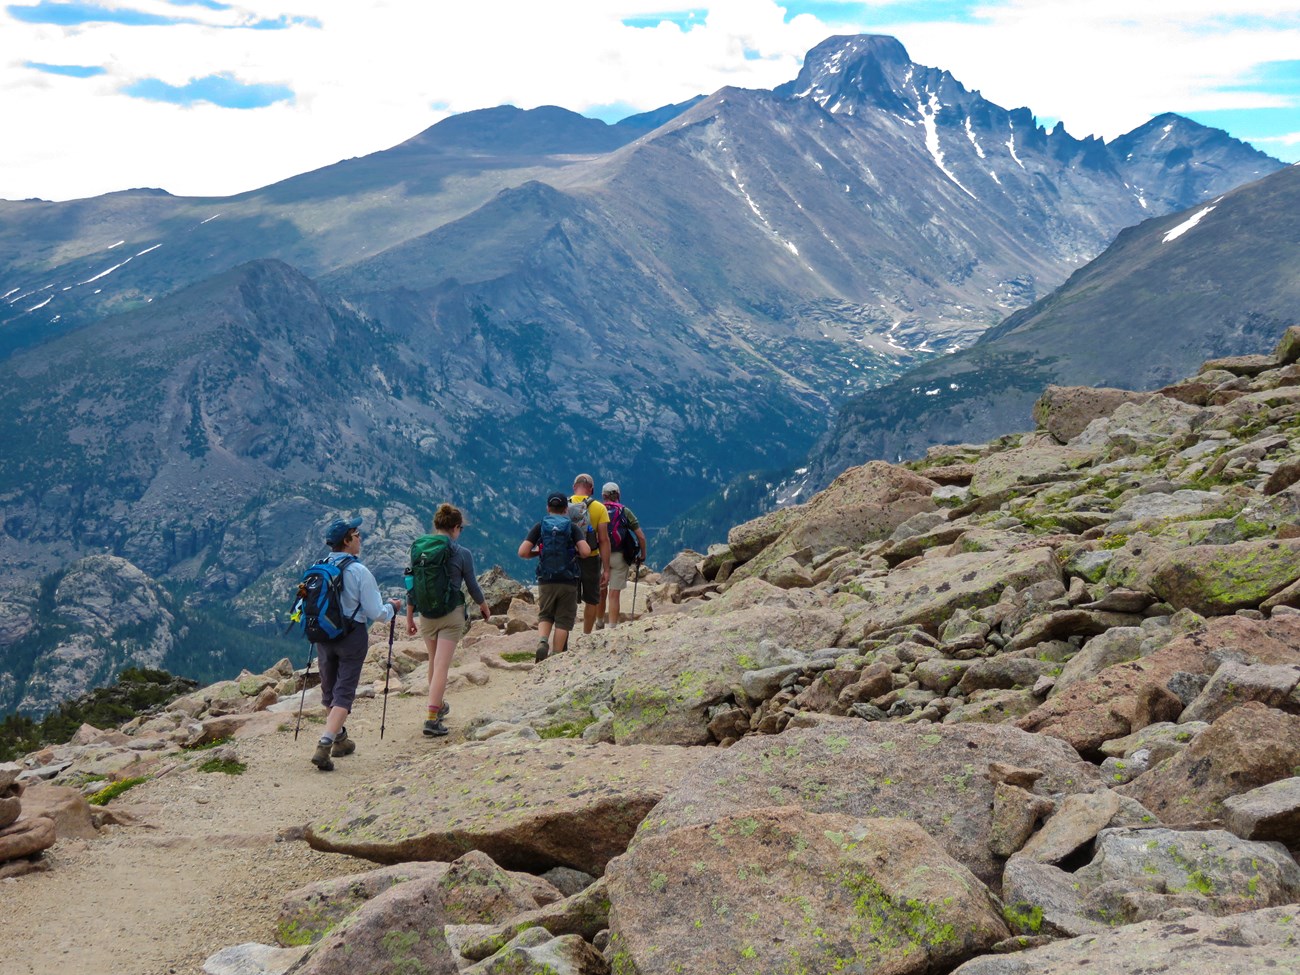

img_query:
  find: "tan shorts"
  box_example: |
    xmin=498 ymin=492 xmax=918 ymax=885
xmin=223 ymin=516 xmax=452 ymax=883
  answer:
xmin=417 ymin=605 xmax=466 ymax=646
xmin=608 ymin=551 xmax=631 ymax=591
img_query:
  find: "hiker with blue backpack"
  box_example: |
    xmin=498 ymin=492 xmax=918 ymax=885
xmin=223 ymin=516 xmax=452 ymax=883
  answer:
xmin=600 ymin=482 xmax=647 ymax=628
xmin=518 ymin=491 xmax=592 ymax=662
xmin=404 ymin=503 xmax=491 ymax=738
xmin=300 ymin=516 xmax=400 ymax=771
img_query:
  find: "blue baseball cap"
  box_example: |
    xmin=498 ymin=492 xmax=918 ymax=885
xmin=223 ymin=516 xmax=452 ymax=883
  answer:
xmin=325 ymin=516 xmax=362 ymax=546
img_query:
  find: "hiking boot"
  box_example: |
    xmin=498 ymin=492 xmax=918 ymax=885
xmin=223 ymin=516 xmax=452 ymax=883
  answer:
xmin=311 ymin=740 xmax=335 ymax=771
xmin=437 ymin=701 xmax=451 ymax=718
xmin=423 ymin=718 xmax=449 ymax=738
xmin=535 ymin=639 xmax=549 ymax=663
xmin=330 ymin=728 xmax=355 ymax=757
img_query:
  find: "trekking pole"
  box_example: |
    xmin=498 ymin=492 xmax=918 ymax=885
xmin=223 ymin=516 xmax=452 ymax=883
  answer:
xmin=294 ymin=643 xmax=315 ymax=741
xmin=631 ymin=560 xmax=641 ymax=622
xmin=380 ymin=613 xmax=396 ymax=740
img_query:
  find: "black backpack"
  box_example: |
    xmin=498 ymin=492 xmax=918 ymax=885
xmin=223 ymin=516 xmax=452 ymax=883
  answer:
xmin=536 ymin=514 xmax=580 ymax=583
xmin=295 ymin=555 xmax=359 ymax=643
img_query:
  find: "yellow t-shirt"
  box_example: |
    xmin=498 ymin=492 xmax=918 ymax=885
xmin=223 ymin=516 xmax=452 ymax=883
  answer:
xmin=571 ymin=494 xmax=608 ymax=559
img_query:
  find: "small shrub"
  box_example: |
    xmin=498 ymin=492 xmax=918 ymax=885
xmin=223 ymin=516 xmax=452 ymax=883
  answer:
xmin=87 ymin=776 xmax=148 ymax=805
xmin=198 ymin=757 xmax=247 ymax=775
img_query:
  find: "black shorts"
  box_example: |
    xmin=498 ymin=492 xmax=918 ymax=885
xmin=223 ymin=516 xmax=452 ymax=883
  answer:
xmin=578 ymin=557 xmax=600 ymax=605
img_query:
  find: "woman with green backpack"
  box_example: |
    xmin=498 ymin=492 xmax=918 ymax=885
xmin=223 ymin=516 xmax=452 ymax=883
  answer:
xmin=404 ymin=503 xmax=491 ymax=737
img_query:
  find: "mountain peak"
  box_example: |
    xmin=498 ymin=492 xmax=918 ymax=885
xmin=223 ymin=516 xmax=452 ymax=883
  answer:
xmin=775 ymin=34 xmax=918 ymax=114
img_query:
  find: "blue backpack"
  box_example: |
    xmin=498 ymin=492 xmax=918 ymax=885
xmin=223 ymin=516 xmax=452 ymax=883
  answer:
xmin=536 ymin=514 xmax=580 ymax=583
xmin=293 ymin=555 xmax=359 ymax=643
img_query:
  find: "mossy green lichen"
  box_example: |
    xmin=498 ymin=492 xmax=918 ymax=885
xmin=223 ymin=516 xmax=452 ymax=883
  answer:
xmin=198 ymin=757 xmax=247 ymax=775
xmin=275 ymin=918 xmax=329 ymax=947
xmin=500 ymin=651 xmax=535 ymax=664
xmin=537 ymin=716 xmax=597 ymax=739
xmin=1002 ymin=902 xmax=1045 ymax=934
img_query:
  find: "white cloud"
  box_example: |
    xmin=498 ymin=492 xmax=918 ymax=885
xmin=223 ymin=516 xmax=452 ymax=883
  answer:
xmin=1 ymin=0 xmax=1297 ymax=200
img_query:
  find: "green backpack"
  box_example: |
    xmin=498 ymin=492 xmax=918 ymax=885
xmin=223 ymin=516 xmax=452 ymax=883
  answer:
xmin=406 ymin=534 xmax=464 ymax=617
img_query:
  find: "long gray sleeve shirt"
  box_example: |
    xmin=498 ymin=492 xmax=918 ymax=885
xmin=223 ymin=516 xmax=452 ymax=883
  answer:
xmin=448 ymin=542 xmax=486 ymax=605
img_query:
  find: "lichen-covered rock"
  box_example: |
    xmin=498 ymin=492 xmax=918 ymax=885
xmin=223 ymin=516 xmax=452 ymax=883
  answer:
xmin=1052 ymin=626 xmax=1144 ymax=694
xmin=278 ymin=862 xmax=452 ymax=946
xmin=844 ymin=546 xmax=1062 ymax=636
xmin=728 ymin=461 xmax=937 ymax=583
xmin=1275 ymin=325 xmax=1300 ymax=365
xmin=1017 ymin=615 xmax=1300 ymax=757
xmin=464 ymin=928 xmax=607 ymax=975
xmin=950 ymin=905 xmax=1300 ymax=975
xmin=1098 ymin=721 xmax=1208 ymax=764
xmin=305 ymin=739 xmax=704 ymax=874
xmin=1179 ymin=661 xmax=1300 ymax=724
xmin=1033 ymin=385 xmax=1152 ymax=443
xmin=459 ymin=878 xmax=611 ymax=963
xmin=727 ymin=507 xmax=799 ymax=564
xmin=1017 ymin=791 xmax=1122 ymax=865
xmin=1146 ymin=538 xmax=1300 ymax=616
xmin=609 ymin=605 xmax=843 ymax=744
xmin=1070 ymin=396 xmax=1209 ymax=455
xmin=607 ymin=808 xmax=1008 ymax=975
xmin=1119 ymin=703 xmax=1300 ymax=824
xmin=638 ymin=717 xmax=1099 ymax=888
xmin=942 ymin=689 xmax=1040 ymax=726
xmin=1223 ymin=776 xmax=1300 ymax=851
xmin=1104 ymin=490 xmax=1230 ymax=535
xmin=1073 ymin=827 xmax=1300 ymax=921
xmin=286 ymin=869 xmax=457 ymax=975
xmin=761 ymin=556 xmax=815 ymax=588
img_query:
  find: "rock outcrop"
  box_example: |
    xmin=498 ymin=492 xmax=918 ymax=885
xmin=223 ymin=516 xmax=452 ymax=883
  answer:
xmin=17 ymin=329 xmax=1300 ymax=975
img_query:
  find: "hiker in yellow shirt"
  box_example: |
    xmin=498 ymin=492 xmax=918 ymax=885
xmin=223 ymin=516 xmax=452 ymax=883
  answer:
xmin=570 ymin=473 xmax=610 ymax=635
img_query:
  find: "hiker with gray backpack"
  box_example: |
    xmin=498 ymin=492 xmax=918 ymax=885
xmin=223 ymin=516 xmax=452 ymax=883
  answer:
xmin=518 ymin=491 xmax=592 ymax=662
xmin=404 ymin=503 xmax=491 ymax=737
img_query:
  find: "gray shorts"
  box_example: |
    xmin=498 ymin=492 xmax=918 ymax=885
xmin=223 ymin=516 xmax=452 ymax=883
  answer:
xmin=538 ymin=582 xmax=579 ymax=631
xmin=317 ymin=625 xmax=369 ymax=713
xmin=417 ymin=605 xmax=467 ymax=646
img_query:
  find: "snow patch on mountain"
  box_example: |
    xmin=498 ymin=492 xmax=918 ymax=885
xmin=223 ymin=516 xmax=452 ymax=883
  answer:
xmin=919 ymin=90 xmax=976 ymax=199
xmin=1163 ymin=205 xmax=1216 ymax=243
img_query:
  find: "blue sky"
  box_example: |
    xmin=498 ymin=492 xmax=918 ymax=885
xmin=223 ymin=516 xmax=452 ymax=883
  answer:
xmin=2 ymin=1 xmax=1297 ymax=200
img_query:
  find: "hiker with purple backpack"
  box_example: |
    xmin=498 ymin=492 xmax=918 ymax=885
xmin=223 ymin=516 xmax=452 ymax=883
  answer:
xmin=600 ymin=482 xmax=647 ymax=628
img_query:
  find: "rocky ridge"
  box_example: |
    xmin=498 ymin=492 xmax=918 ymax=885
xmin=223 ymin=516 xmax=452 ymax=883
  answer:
xmin=5 ymin=330 xmax=1300 ymax=974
